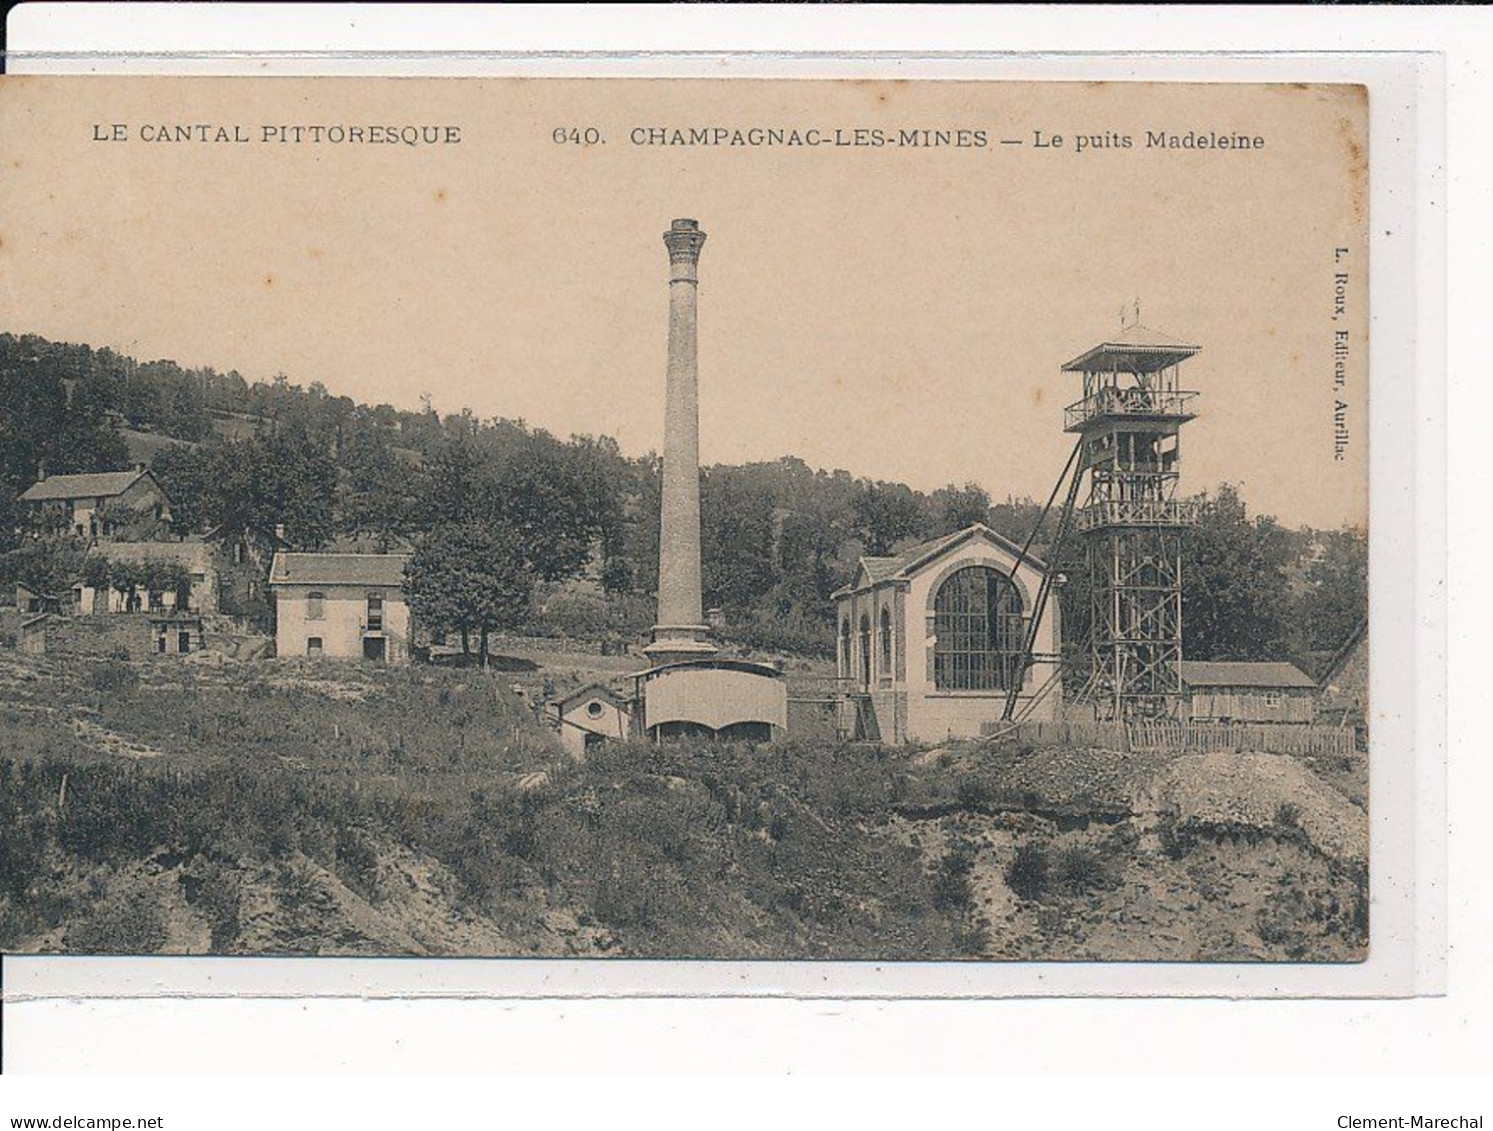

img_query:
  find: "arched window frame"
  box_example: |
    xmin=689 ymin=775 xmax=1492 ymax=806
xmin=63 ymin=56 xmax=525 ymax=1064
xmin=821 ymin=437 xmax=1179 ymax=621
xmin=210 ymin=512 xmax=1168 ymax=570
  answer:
xmin=879 ymin=605 xmax=893 ymax=680
xmin=306 ymin=591 xmax=326 ymax=620
xmin=929 ymin=564 xmax=1025 ymax=692
xmin=839 ymin=617 xmax=852 ymax=680
xmin=858 ymin=612 xmax=873 ymax=688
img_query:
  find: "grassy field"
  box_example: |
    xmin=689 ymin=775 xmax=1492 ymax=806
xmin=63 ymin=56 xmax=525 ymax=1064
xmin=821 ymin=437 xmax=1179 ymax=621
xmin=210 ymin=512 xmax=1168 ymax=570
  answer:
xmin=0 ymin=648 xmax=1368 ymax=961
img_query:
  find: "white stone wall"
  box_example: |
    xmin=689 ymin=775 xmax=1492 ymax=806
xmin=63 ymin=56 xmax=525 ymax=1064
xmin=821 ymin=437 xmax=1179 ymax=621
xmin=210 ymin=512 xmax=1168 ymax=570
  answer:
xmin=274 ymin=583 xmax=412 ymax=662
xmin=558 ymin=697 xmax=632 ymax=757
xmin=903 ymin=546 xmax=1059 ymax=742
xmin=835 ymin=535 xmax=1061 ymax=743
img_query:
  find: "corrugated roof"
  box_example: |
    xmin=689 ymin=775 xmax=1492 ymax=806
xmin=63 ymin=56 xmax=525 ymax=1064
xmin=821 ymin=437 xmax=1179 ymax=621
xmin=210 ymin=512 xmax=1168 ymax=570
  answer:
xmin=19 ymin=469 xmax=148 ymax=502
xmin=1179 ymin=661 xmax=1316 ymax=689
xmin=269 ymin=552 xmax=410 ymax=588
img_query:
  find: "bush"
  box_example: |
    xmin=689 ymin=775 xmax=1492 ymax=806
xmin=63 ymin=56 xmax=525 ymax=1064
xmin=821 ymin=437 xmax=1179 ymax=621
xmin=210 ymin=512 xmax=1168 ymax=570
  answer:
xmin=69 ymin=890 xmax=169 ymax=954
xmin=932 ymin=849 xmax=976 ymax=911
xmin=1156 ymin=809 xmax=1199 ymax=860
xmin=719 ymin=606 xmax=836 ymax=658
xmin=1050 ymin=844 xmax=1112 ymax=894
xmin=88 ymin=659 xmax=139 ymax=697
xmin=1005 ymin=843 xmax=1050 ymax=901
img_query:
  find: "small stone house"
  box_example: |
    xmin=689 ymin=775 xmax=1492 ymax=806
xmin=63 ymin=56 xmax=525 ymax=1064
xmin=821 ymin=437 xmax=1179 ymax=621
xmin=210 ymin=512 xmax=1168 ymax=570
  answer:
xmin=831 ymin=523 xmax=1060 ymax=744
xmin=1179 ymin=660 xmax=1317 ymax=724
xmin=268 ymin=552 xmax=413 ymax=663
xmin=550 ymin=682 xmax=633 ymax=757
xmin=19 ymin=467 xmax=172 ymax=539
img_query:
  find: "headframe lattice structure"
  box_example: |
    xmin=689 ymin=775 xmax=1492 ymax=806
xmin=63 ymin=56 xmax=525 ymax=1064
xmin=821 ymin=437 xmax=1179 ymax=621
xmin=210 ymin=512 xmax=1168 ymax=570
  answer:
xmin=1062 ymin=323 xmax=1200 ymax=721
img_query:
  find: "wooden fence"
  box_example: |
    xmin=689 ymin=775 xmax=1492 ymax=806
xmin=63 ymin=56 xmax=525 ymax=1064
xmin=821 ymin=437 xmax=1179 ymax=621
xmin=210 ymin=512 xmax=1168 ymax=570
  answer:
xmin=985 ymin=716 xmax=1356 ymax=758
xmin=981 ymin=718 xmax=1129 ymax=749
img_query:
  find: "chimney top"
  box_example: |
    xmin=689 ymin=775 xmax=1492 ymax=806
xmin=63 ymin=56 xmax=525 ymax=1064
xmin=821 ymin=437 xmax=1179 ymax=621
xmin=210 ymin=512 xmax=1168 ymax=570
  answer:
xmin=670 ymin=218 xmax=699 ymax=231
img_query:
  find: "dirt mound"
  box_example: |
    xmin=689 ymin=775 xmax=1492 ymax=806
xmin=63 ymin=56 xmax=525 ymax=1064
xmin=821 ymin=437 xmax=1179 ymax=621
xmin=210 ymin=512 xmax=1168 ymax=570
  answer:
xmin=1136 ymin=750 xmax=1367 ymax=864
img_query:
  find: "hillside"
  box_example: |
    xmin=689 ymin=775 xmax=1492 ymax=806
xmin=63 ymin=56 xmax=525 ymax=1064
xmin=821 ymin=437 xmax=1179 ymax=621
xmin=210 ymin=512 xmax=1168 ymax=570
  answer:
xmin=0 ymin=650 xmax=1366 ymax=961
xmin=3 ymin=330 xmax=1366 ymax=664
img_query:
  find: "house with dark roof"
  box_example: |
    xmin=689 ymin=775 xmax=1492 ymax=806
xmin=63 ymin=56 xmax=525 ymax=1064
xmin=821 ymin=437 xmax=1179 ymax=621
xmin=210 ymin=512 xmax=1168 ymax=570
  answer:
xmin=830 ymin=523 xmax=1060 ymax=743
xmin=19 ymin=467 xmax=172 ymax=539
xmin=268 ymin=552 xmax=412 ymax=663
xmin=1178 ymin=660 xmax=1318 ymax=724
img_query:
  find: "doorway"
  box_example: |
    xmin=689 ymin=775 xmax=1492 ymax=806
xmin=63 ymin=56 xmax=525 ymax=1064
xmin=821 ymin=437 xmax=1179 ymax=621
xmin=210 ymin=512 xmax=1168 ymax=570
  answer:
xmin=363 ymin=637 xmax=386 ymax=663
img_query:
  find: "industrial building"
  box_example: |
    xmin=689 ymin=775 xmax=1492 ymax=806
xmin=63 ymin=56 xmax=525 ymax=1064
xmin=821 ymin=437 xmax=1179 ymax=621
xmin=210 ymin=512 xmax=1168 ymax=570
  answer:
xmin=832 ymin=524 xmax=1059 ymax=743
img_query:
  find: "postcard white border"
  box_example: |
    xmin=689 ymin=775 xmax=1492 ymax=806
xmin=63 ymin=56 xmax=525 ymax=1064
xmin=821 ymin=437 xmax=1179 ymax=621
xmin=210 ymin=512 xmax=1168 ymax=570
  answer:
xmin=0 ymin=8 xmax=1450 ymax=1033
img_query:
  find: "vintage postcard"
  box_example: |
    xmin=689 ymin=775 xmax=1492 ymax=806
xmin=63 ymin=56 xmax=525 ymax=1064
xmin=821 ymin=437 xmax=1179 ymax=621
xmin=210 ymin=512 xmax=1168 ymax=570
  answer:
xmin=0 ymin=75 xmax=1381 ymax=981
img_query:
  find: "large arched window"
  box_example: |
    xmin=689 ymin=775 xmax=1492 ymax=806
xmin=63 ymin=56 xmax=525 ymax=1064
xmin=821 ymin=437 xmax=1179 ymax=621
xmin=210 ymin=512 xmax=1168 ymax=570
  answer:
xmin=879 ymin=606 xmax=893 ymax=677
xmin=839 ymin=618 xmax=852 ymax=679
xmin=306 ymin=591 xmax=325 ymax=620
xmin=933 ymin=566 xmax=1024 ymax=691
xmin=858 ymin=613 xmax=873 ymax=688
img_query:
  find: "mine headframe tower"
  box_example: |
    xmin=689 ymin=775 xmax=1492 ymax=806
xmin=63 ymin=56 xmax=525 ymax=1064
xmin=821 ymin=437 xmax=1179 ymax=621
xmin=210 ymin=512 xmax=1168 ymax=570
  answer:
xmin=1062 ymin=323 xmax=1200 ymax=721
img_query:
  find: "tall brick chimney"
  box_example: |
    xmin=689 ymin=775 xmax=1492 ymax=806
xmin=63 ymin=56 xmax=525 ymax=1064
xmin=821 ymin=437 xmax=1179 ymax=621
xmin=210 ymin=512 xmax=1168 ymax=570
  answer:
xmin=645 ymin=219 xmax=717 ymax=664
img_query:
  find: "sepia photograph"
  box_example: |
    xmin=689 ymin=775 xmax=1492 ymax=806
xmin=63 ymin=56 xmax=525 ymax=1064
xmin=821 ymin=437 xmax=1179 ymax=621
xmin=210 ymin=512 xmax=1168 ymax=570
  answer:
xmin=0 ymin=75 xmax=1371 ymax=966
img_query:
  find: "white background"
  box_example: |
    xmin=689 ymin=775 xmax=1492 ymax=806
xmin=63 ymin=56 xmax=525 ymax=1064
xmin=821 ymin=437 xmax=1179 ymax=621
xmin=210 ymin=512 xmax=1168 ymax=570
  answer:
xmin=0 ymin=1 xmax=1486 ymax=1118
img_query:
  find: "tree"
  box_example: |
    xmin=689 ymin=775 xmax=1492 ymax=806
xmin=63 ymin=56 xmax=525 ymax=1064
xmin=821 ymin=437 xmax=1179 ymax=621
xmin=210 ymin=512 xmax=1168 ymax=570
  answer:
xmin=927 ymin=482 xmax=992 ymax=536
xmin=404 ymin=523 xmax=534 ymax=665
xmin=852 ymin=481 xmax=927 ymax=556
xmin=0 ymin=533 xmax=87 ymax=598
xmin=485 ymin=437 xmax=616 ymax=583
xmin=700 ymin=467 xmax=779 ymax=612
xmin=1297 ymin=526 xmax=1368 ymax=653
xmin=149 ymin=445 xmax=216 ymax=534
xmin=1182 ymin=484 xmax=1294 ymax=661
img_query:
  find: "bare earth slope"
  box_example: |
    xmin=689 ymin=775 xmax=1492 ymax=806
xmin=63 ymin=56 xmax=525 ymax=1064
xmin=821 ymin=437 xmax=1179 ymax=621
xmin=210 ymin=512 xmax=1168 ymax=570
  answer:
xmin=0 ymin=651 xmax=1366 ymax=961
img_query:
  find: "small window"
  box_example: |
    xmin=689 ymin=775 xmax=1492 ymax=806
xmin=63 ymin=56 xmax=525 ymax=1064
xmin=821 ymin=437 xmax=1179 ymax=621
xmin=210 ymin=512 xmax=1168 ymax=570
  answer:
xmin=306 ymin=591 xmax=325 ymax=620
xmin=178 ymin=631 xmax=193 ymax=653
xmin=367 ymin=591 xmax=384 ymax=631
xmin=1264 ymin=690 xmax=1282 ymax=708
xmin=879 ymin=607 xmax=893 ymax=676
xmin=585 ymin=699 xmax=606 ymax=719
xmin=307 ymin=637 xmax=323 ymax=657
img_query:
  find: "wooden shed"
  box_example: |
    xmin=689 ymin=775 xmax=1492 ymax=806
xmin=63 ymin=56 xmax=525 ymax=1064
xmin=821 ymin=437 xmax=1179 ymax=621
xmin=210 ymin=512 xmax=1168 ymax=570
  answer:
xmin=1179 ymin=661 xmax=1317 ymax=724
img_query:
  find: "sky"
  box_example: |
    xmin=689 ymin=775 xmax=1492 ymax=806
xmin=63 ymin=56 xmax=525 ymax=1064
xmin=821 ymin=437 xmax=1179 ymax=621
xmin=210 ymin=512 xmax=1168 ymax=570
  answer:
xmin=0 ymin=77 xmax=1368 ymax=529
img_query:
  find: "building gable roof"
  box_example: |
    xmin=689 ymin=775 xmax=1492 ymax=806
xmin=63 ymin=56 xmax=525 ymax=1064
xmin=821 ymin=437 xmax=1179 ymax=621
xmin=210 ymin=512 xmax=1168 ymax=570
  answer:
xmin=1178 ymin=661 xmax=1316 ymax=690
xmin=90 ymin=540 xmax=215 ymax=569
xmin=1318 ymin=619 xmax=1368 ymax=686
xmin=840 ymin=524 xmax=1047 ymax=597
xmin=19 ymin=468 xmax=160 ymax=503
xmin=556 ymin=682 xmax=629 ymax=713
xmin=268 ymin=552 xmax=411 ymax=589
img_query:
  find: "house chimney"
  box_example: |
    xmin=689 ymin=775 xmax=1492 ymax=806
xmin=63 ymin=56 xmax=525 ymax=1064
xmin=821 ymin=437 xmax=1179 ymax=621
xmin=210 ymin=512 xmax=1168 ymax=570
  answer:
xmin=644 ymin=218 xmax=717 ymax=664
xmin=275 ymin=523 xmax=286 ymax=544
xmin=36 ymin=461 xmax=46 ymax=482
